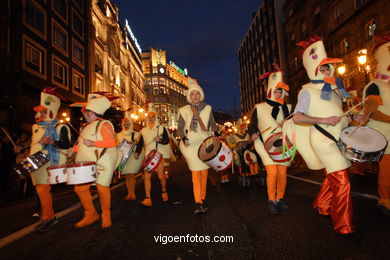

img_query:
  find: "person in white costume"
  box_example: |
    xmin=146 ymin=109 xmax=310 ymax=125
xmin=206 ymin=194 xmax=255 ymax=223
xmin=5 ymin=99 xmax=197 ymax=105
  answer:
xmin=248 ymin=64 xmax=291 ymax=215
xmin=177 ymin=77 xmax=218 ymax=215
xmin=116 ymin=109 xmax=144 ymax=201
xmin=134 ymin=103 xmax=170 ymax=207
xmin=362 ymin=36 xmax=390 ymax=216
xmin=71 ymin=92 xmax=119 ymax=229
xmin=291 ymin=36 xmax=367 ymax=235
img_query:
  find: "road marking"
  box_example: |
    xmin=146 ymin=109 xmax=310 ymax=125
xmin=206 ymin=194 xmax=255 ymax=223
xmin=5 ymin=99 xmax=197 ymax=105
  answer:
xmin=287 ymin=174 xmax=379 ymax=200
xmin=0 ymin=182 xmax=124 ymax=249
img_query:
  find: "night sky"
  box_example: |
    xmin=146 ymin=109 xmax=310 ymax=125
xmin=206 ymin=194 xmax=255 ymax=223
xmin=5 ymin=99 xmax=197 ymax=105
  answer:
xmin=112 ymin=0 xmax=261 ymax=118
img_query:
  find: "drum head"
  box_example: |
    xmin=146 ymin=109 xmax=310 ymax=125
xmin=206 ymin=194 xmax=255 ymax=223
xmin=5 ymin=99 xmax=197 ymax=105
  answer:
xmin=264 ymin=132 xmax=292 ymax=155
xmin=341 ymin=126 xmax=387 ymax=152
xmin=198 ymin=137 xmax=222 ymax=161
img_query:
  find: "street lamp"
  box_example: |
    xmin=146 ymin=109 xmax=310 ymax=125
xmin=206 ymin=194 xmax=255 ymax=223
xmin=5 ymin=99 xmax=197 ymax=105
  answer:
xmin=337 ymin=65 xmax=346 ymax=76
xmin=357 ymin=49 xmax=370 ymax=84
xmin=357 ymin=49 xmax=367 ymax=66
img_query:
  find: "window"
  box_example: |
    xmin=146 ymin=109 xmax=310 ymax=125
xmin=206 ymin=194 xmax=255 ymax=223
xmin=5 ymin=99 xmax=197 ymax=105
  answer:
xmin=95 ymin=53 xmax=103 ymax=74
xmin=334 ymin=5 xmax=342 ymax=21
xmin=146 ymin=79 xmax=151 ymax=85
xmin=72 ymin=40 xmax=84 ymax=67
xmin=152 ymin=78 xmax=158 ymax=85
xmin=366 ymin=20 xmax=376 ymax=38
xmin=23 ymin=35 xmax=46 ymax=79
xmin=24 ymin=0 xmax=46 ymax=39
xmin=340 ymin=38 xmax=349 ymax=54
xmin=153 ymin=87 xmax=159 ymax=95
xmin=73 ymin=0 xmax=83 ymax=11
xmin=160 ymin=87 xmax=166 ymax=94
xmin=72 ymin=70 xmax=85 ymax=97
xmin=52 ymin=0 xmax=67 ymax=21
xmin=72 ymin=9 xmax=83 ymax=38
xmin=355 ymin=0 xmax=368 ymax=9
xmin=52 ymin=56 xmax=68 ymax=89
xmin=52 ymin=21 xmax=68 ymax=55
xmin=161 ymin=104 xmax=167 ymax=112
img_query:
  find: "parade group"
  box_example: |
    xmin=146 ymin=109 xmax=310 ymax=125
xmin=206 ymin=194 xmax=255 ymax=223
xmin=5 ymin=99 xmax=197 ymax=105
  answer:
xmin=10 ymin=36 xmax=389 ymax=237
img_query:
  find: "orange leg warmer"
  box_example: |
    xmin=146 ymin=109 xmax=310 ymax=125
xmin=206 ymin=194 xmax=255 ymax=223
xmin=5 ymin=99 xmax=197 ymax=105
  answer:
xmin=35 ymin=184 xmax=54 ymax=221
xmin=97 ymin=184 xmax=111 ymax=228
xmin=74 ymin=184 xmax=99 ymax=228
xmin=378 ymin=155 xmax=390 ymax=209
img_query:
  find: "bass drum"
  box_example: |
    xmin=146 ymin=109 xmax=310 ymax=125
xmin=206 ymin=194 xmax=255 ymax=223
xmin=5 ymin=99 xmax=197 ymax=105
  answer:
xmin=264 ymin=132 xmax=294 ymax=163
xmin=66 ymin=162 xmax=97 ymax=185
xmin=47 ymin=164 xmax=67 ymax=184
xmin=141 ymin=150 xmax=163 ymax=172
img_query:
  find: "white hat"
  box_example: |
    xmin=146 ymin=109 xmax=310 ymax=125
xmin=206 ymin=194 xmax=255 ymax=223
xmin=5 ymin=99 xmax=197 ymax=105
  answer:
xmin=186 ymin=77 xmax=205 ymax=103
xmin=259 ymin=64 xmax=289 ymax=104
xmin=372 ymin=36 xmax=390 ymax=77
xmin=297 ymin=36 xmax=342 ymax=80
xmin=70 ymin=92 xmax=116 ymax=116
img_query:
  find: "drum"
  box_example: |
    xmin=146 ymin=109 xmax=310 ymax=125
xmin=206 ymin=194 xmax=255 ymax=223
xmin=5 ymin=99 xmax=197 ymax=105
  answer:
xmin=47 ymin=164 xmax=67 ymax=184
xmin=339 ymin=126 xmax=387 ymax=163
xmin=66 ymin=162 xmax=97 ymax=185
xmin=198 ymin=136 xmax=232 ymax=172
xmin=13 ymin=151 xmax=49 ymax=179
xmin=264 ymin=132 xmax=294 ymax=162
xmin=118 ymin=139 xmax=136 ymax=171
xmin=141 ymin=150 xmax=163 ymax=172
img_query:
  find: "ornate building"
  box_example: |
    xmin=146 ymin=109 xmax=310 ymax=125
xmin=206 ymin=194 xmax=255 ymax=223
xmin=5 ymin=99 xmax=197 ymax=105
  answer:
xmin=238 ymin=0 xmax=287 ymax=115
xmin=90 ymin=0 xmax=145 ymax=112
xmin=326 ymin=0 xmax=390 ymax=97
xmin=141 ymin=48 xmax=189 ymax=129
xmin=3 ymin=0 xmax=90 ymax=134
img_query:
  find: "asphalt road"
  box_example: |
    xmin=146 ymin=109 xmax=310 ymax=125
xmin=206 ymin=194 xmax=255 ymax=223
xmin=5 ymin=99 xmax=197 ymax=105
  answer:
xmin=0 ymin=159 xmax=389 ymax=260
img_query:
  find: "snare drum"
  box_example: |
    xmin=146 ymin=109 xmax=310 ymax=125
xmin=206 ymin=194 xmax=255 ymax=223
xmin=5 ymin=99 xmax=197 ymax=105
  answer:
xmin=47 ymin=164 xmax=67 ymax=184
xmin=141 ymin=150 xmax=163 ymax=172
xmin=13 ymin=151 xmax=49 ymax=179
xmin=118 ymin=139 xmax=136 ymax=171
xmin=264 ymin=132 xmax=294 ymax=162
xmin=66 ymin=162 xmax=97 ymax=185
xmin=198 ymin=136 xmax=232 ymax=172
xmin=338 ymin=126 xmax=387 ymax=163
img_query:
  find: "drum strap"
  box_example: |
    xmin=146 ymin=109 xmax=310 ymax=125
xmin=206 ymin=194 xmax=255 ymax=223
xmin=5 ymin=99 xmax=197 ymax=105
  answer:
xmin=313 ymin=124 xmax=338 ymax=143
xmin=191 ymin=106 xmax=207 ymax=132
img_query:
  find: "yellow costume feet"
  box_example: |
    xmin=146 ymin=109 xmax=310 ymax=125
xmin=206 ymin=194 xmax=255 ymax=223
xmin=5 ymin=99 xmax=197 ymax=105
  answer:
xmin=141 ymin=197 xmax=152 ymax=207
xmin=162 ymin=192 xmax=169 ymax=202
xmin=74 ymin=213 xmax=100 ymax=228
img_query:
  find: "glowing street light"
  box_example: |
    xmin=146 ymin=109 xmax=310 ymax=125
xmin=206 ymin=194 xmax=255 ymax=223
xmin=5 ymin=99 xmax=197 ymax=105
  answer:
xmin=62 ymin=112 xmax=67 ymax=117
xmin=357 ymin=49 xmax=367 ymax=65
xmin=65 ymin=117 xmax=70 ymax=122
xmin=337 ymin=65 xmax=346 ymax=75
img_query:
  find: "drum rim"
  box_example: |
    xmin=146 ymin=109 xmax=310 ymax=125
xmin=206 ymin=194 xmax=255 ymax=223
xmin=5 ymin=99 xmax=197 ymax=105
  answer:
xmin=141 ymin=150 xmax=162 ymax=172
xmin=197 ymin=136 xmax=223 ymax=162
xmin=47 ymin=163 xmax=68 ymax=170
xmin=341 ymin=126 xmax=388 ymax=142
xmin=265 ymin=131 xmax=293 ymax=155
xmin=338 ymin=140 xmax=388 ymax=155
xmin=66 ymin=161 xmax=96 ymax=167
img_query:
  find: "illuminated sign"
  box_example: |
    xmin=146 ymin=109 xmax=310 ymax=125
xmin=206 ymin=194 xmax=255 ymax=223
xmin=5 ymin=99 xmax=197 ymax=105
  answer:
xmin=169 ymin=61 xmax=188 ymax=76
xmin=125 ymin=19 xmax=142 ymax=54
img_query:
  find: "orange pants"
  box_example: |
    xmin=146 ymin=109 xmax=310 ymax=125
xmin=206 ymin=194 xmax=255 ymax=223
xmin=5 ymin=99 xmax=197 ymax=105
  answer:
xmin=265 ymin=165 xmax=287 ymax=201
xmin=144 ymin=159 xmax=167 ymax=198
xmin=313 ymin=169 xmax=354 ymax=235
xmin=378 ymin=154 xmax=390 ymax=209
xmin=192 ymin=170 xmax=208 ymax=204
xmin=35 ymin=184 xmax=54 ymax=221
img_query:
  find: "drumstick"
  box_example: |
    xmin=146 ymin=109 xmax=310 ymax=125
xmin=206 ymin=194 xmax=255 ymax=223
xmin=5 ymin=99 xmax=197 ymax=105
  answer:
xmin=1 ymin=127 xmax=16 ymax=146
xmin=342 ymin=98 xmax=367 ymax=117
xmin=67 ymin=122 xmax=85 ymax=140
xmin=269 ymin=114 xmax=294 ymax=134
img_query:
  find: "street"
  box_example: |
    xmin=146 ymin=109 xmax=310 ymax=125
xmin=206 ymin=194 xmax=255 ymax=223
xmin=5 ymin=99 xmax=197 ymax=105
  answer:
xmin=0 ymin=159 xmax=389 ymax=260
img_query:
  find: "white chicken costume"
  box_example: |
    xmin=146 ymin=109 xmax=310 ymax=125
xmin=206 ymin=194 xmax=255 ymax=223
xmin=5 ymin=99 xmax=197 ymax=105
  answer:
xmin=363 ymin=36 xmax=390 ymax=216
xmin=135 ymin=103 xmax=170 ymax=207
xmin=71 ymin=92 xmax=119 ymax=229
xmin=117 ymin=110 xmax=144 ymax=201
xmin=248 ymin=65 xmax=291 ymax=213
xmin=30 ymin=87 xmax=71 ymax=230
xmin=290 ymin=36 xmax=354 ymax=234
xmin=177 ymin=77 xmax=218 ymax=213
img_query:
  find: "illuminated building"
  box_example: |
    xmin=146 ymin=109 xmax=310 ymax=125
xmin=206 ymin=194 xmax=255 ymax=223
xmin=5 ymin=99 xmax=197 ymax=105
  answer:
xmin=141 ymin=48 xmax=189 ymax=129
xmin=90 ymin=0 xmax=145 ymax=111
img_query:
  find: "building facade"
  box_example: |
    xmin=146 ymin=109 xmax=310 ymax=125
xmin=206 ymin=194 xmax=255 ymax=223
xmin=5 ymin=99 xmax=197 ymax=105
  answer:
xmin=326 ymin=0 xmax=390 ymax=97
xmin=142 ymin=48 xmax=188 ymax=129
xmin=3 ymin=0 xmax=90 ymax=135
xmin=238 ymin=0 xmax=286 ymax=115
xmin=90 ymin=0 xmax=145 ymax=113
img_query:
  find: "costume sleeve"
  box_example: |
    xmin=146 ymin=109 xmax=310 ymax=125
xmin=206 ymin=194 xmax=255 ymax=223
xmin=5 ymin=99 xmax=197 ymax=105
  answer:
xmin=248 ymin=108 xmax=258 ymax=136
xmin=135 ymin=135 xmax=144 ymax=154
xmin=293 ymin=90 xmax=310 ymax=114
xmin=158 ymin=127 xmax=170 ymax=145
xmin=177 ymin=114 xmax=186 ymax=140
xmin=54 ymin=126 xmax=71 ymax=149
xmin=94 ymin=122 xmax=116 ymax=148
xmin=208 ymin=110 xmax=218 ymax=132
